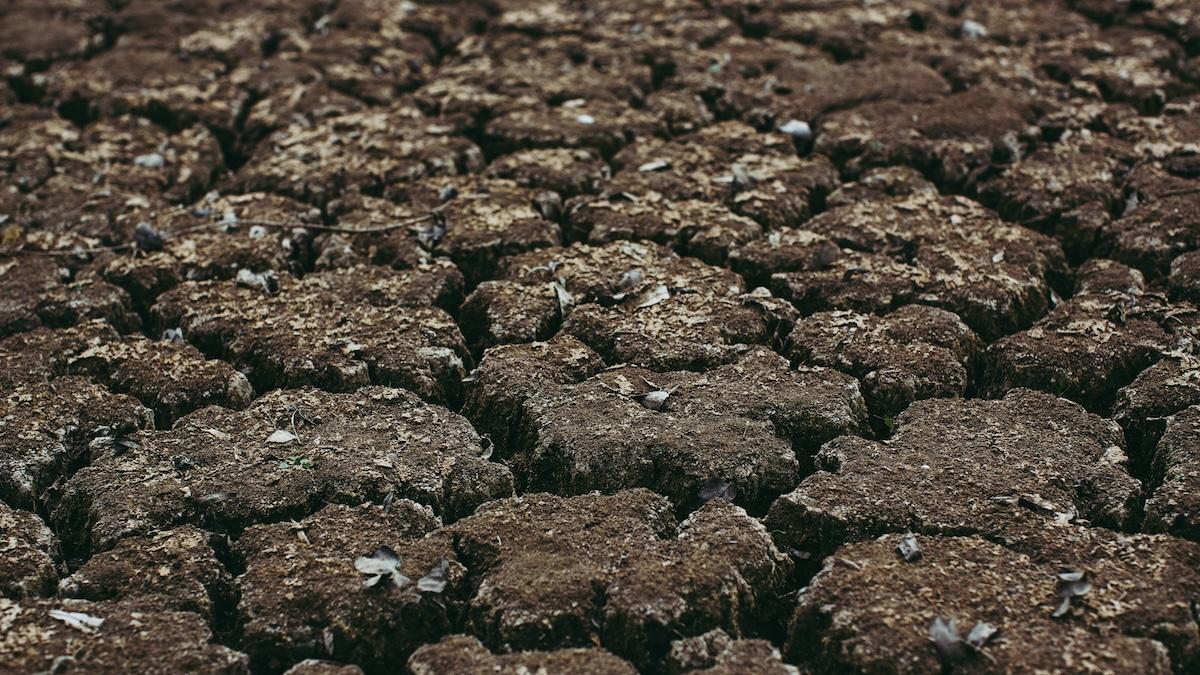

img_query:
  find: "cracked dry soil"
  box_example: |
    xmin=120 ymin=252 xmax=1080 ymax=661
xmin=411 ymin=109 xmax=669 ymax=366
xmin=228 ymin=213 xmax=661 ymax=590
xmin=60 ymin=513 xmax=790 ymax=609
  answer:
xmin=3 ymin=0 xmax=1200 ymax=673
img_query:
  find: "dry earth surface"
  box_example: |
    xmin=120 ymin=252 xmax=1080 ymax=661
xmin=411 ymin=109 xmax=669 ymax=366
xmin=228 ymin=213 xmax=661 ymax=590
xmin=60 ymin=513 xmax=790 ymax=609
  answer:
xmin=3 ymin=0 xmax=1200 ymax=673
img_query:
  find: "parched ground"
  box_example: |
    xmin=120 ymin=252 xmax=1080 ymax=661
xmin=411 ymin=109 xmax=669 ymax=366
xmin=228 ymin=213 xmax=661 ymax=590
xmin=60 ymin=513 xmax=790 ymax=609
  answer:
xmin=3 ymin=0 xmax=1200 ymax=673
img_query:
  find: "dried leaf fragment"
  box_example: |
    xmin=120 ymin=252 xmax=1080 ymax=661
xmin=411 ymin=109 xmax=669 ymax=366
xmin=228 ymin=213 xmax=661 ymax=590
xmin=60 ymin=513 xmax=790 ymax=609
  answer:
xmin=236 ymin=268 xmax=279 ymax=295
xmin=966 ymin=622 xmax=998 ymax=649
xmin=267 ymin=430 xmax=298 ymax=444
xmin=929 ymin=616 xmax=968 ymax=663
xmin=897 ymin=532 xmax=922 ymax=562
xmin=49 ymin=609 xmax=104 ymax=633
xmin=1052 ymin=569 xmax=1091 ymax=618
xmin=635 ymin=284 xmax=670 ymax=309
xmin=417 ymin=557 xmax=450 ymax=593
xmin=355 ymin=546 xmax=410 ymax=589
xmin=699 ymin=478 xmax=737 ymax=503
xmin=639 ymin=389 xmax=671 ymax=411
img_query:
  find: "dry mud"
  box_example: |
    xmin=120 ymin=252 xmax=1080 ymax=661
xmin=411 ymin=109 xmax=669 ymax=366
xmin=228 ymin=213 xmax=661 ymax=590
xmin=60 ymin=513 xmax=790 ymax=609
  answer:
xmin=3 ymin=0 xmax=1200 ymax=673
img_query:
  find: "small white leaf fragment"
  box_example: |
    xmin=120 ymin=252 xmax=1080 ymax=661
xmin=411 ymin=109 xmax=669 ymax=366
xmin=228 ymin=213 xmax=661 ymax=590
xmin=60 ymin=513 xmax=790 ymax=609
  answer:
xmin=553 ymin=282 xmax=574 ymax=317
xmin=778 ymin=119 xmax=812 ymax=140
xmin=961 ymin=19 xmax=988 ymax=39
xmin=966 ymin=622 xmax=998 ymax=649
xmin=929 ymin=616 xmax=967 ymax=663
xmin=417 ymin=558 xmax=451 ymax=593
xmin=133 ymin=152 xmax=164 ymax=168
xmin=640 ymin=390 xmax=671 ymax=411
xmin=635 ymin=284 xmax=670 ymax=309
xmin=203 ymin=428 xmax=231 ymax=441
xmin=50 ymin=609 xmax=104 ymax=633
xmin=637 ymin=159 xmax=670 ymax=172
xmin=355 ymin=546 xmax=410 ymax=589
xmin=897 ymin=532 xmax=922 ymax=562
xmin=267 ymin=430 xmax=298 ymax=444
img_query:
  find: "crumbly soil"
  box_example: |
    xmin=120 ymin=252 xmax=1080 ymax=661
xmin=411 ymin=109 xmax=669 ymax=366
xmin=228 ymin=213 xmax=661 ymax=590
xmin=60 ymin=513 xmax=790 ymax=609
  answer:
xmin=5 ymin=1 xmax=1200 ymax=673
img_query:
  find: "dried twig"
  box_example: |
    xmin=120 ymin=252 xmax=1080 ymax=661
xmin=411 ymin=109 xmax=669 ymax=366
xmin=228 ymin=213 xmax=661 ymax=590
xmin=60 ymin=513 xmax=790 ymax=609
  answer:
xmin=1156 ymin=186 xmax=1200 ymax=199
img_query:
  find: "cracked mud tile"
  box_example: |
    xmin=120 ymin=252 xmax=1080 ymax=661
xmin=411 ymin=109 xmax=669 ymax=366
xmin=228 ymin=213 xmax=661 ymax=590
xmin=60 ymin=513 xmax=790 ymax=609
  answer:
xmin=102 ymin=192 xmax=322 ymax=309
xmin=984 ymin=280 xmax=1188 ymax=413
xmin=0 ymin=256 xmax=138 ymax=339
xmin=766 ymin=389 xmax=1140 ymax=557
xmin=787 ymin=527 xmax=1200 ymax=673
xmin=0 ymin=597 xmax=249 ymax=673
xmin=58 ymin=526 xmax=231 ymax=623
xmin=460 ymin=240 xmax=798 ymax=365
xmin=150 ymin=263 xmax=469 ymax=402
xmin=236 ymin=501 xmax=459 ymax=672
xmin=1144 ymin=406 xmax=1200 ymax=541
xmin=0 ymin=502 xmax=59 ymax=600
xmin=975 ymin=130 xmax=1134 ymax=262
xmin=464 ymin=337 xmax=865 ymax=512
xmin=785 ymin=305 xmax=982 ymax=421
xmin=55 ymin=386 xmax=511 ymax=556
xmin=450 ymin=490 xmax=792 ymax=670
xmin=409 ymin=635 xmax=635 ymax=675
xmin=814 ymin=87 xmax=1045 ymax=188
xmin=0 ymin=320 xmax=253 ymax=427
xmin=0 ymin=377 xmax=151 ymax=510
xmin=731 ymin=191 xmax=1067 ymax=340
xmin=232 ymin=105 xmax=483 ymax=206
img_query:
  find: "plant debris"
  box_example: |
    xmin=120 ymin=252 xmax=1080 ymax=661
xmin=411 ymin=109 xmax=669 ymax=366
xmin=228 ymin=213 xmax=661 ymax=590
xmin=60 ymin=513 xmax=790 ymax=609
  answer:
xmin=929 ymin=616 xmax=968 ymax=663
xmin=1052 ymin=569 xmax=1092 ymax=618
xmin=411 ymin=218 xmax=446 ymax=249
xmin=966 ymin=622 xmax=998 ymax=650
xmin=961 ymin=19 xmax=988 ymax=39
xmin=639 ymin=389 xmax=671 ymax=410
xmin=133 ymin=152 xmax=165 ymax=168
xmin=636 ymin=377 xmax=679 ymax=411
xmin=730 ymin=164 xmax=755 ymax=193
xmin=417 ymin=557 xmax=450 ymax=593
xmin=634 ymin=284 xmax=670 ymax=309
xmin=266 ymin=430 xmax=298 ymax=444
xmin=49 ymin=609 xmax=104 ymax=633
xmin=637 ymin=159 xmax=670 ymax=172
xmin=553 ymin=281 xmax=574 ymax=318
xmin=778 ymin=119 xmax=812 ymax=141
xmin=929 ymin=616 xmax=999 ymax=664
xmin=699 ymin=478 xmax=737 ymax=503
xmin=236 ymin=268 xmax=280 ymax=295
xmin=354 ymin=546 xmax=410 ymax=589
xmin=278 ymin=455 xmax=314 ymax=471
xmin=788 ymin=548 xmax=813 ymax=562
xmin=613 ymin=268 xmax=644 ymax=299
xmin=897 ymin=532 xmax=922 ymax=562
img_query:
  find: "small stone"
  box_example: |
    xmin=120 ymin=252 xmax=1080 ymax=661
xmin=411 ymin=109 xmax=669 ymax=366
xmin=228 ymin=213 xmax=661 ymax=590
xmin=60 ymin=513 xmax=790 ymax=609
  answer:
xmin=134 ymin=222 xmax=165 ymax=252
